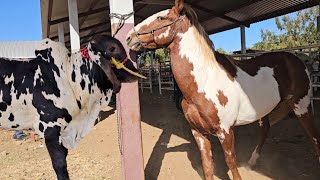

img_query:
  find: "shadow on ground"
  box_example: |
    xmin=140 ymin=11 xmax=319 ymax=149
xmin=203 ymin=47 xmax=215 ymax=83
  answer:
xmin=140 ymin=90 xmax=320 ymax=180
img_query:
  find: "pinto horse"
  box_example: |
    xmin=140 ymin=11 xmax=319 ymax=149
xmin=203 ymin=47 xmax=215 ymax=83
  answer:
xmin=126 ymin=0 xmax=320 ymax=179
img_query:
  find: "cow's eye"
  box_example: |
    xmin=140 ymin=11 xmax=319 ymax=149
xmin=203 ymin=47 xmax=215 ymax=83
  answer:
xmin=109 ymin=46 xmax=116 ymax=52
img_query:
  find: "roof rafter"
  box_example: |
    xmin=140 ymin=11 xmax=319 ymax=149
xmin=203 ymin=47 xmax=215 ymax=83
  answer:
xmin=79 ymin=0 xmax=100 ymax=28
xmin=186 ymin=1 xmax=250 ymax=27
xmin=50 ymin=21 xmax=109 ymax=40
xmin=49 ymin=6 xmax=109 ymax=25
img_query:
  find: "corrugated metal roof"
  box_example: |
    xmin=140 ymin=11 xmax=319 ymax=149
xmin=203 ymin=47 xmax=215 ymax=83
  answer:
xmin=0 ymin=41 xmax=41 ymax=58
xmin=40 ymin=0 xmax=319 ymax=47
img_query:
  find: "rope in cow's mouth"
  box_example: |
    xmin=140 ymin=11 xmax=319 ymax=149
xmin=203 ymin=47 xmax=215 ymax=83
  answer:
xmin=111 ymin=57 xmax=147 ymax=79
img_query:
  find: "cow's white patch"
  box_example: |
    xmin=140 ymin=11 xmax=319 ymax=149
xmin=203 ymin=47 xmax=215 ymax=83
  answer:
xmin=33 ymin=65 xmax=42 ymax=86
xmin=126 ymin=9 xmax=170 ymax=39
xmin=157 ymin=27 xmax=171 ymax=39
xmin=178 ymin=26 xmax=281 ymax=133
xmin=248 ymin=147 xmax=260 ymax=166
xmin=258 ymin=119 xmax=263 ymax=127
xmin=4 ymin=74 xmax=14 ymax=85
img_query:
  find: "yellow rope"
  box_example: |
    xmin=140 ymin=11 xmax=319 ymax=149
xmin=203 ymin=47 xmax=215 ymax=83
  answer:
xmin=111 ymin=57 xmax=147 ymax=79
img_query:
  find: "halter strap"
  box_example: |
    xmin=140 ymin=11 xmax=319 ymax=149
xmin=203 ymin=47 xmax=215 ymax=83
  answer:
xmin=132 ymin=15 xmax=185 ymax=49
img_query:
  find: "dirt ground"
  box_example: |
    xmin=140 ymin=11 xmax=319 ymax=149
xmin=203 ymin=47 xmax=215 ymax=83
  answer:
xmin=0 ymin=90 xmax=320 ymax=180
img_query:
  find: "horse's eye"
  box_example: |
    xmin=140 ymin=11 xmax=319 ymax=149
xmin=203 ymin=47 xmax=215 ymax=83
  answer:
xmin=157 ymin=16 xmax=164 ymax=21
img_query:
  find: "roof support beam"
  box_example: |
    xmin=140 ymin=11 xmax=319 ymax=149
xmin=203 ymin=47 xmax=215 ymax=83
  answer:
xmin=68 ymin=0 xmax=80 ymax=53
xmin=49 ymin=6 xmax=109 ymax=25
xmin=58 ymin=23 xmax=65 ymax=45
xmin=187 ymin=2 xmax=250 ymax=27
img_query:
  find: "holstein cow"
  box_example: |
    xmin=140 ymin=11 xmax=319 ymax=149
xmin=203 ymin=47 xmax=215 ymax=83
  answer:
xmin=0 ymin=35 xmax=138 ymax=179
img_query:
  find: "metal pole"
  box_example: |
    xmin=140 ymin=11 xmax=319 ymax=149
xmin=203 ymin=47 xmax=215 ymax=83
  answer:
xmin=109 ymin=0 xmax=145 ymax=179
xmin=240 ymin=25 xmax=246 ymax=60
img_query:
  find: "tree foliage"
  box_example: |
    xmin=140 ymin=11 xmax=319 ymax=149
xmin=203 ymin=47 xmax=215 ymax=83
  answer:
xmin=252 ymin=7 xmax=320 ymax=50
xmin=138 ymin=48 xmax=170 ymax=67
xmin=216 ymin=47 xmax=227 ymax=54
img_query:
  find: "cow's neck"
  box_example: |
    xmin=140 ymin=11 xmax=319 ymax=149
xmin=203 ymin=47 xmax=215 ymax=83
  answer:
xmin=67 ymin=53 xmax=111 ymax=108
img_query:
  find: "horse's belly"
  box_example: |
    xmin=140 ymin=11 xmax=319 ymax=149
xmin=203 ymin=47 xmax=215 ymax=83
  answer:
xmin=235 ymin=67 xmax=281 ymax=125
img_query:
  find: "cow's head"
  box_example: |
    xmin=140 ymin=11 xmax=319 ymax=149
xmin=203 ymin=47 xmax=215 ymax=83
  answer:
xmin=88 ymin=35 xmax=139 ymax=93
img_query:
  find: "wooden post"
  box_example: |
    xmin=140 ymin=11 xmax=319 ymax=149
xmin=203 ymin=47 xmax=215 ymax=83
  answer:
xmin=67 ymin=0 xmax=80 ymax=53
xmin=58 ymin=23 xmax=65 ymax=45
xmin=109 ymin=0 xmax=145 ymax=180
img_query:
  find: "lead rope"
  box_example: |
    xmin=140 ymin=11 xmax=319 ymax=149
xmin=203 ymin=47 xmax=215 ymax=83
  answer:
xmin=109 ymin=12 xmax=134 ymax=155
xmin=110 ymin=12 xmax=134 ymax=37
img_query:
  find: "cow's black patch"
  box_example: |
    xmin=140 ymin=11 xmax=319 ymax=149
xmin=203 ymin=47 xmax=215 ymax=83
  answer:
xmin=80 ymin=79 xmax=86 ymax=90
xmin=76 ymin=100 xmax=81 ymax=109
xmin=0 ymin=102 xmax=7 ymax=111
xmin=32 ymin=93 xmax=73 ymax=124
xmin=78 ymin=58 xmax=113 ymax=96
xmin=0 ymin=48 xmax=61 ymax=104
xmin=11 ymin=124 xmax=19 ymax=128
xmin=39 ymin=123 xmax=44 ymax=132
xmin=8 ymin=113 xmax=14 ymax=122
xmin=71 ymin=70 xmax=76 ymax=82
xmin=24 ymin=100 xmax=27 ymax=105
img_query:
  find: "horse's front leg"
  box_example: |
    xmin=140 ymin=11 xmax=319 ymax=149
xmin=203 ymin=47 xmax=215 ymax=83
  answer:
xmin=218 ymin=128 xmax=241 ymax=180
xmin=181 ymin=99 xmax=214 ymax=180
xmin=44 ymin=126 xmax=70 ymax=180
xmin=192 ymin=129 xmax=214 ymax=180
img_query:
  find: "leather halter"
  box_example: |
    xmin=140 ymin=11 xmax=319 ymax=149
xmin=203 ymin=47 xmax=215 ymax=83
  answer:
xmin=132 ymin=15 xmax=185 ymax=49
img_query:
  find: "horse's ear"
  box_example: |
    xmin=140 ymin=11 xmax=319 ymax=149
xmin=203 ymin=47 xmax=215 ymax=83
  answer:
xmin=175 ymin=0 xmax=184 ymax=13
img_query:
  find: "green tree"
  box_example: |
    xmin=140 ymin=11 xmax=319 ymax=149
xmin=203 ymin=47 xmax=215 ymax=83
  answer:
xmin=252 ymin=7 xmax=320 ymax=50
xmin=216 ymin=47 xmax=227 ymax=54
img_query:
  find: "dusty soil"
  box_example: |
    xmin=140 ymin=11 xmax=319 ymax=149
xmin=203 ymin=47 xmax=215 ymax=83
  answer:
xmin=0 ymin=90 xmax=320 ymax=180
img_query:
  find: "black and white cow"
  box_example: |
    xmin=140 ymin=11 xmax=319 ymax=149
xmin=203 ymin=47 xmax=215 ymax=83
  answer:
xmin=0 ymin=35 xmax=138 ymax=179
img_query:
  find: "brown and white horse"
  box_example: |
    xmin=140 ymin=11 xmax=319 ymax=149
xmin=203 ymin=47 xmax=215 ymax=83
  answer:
xmin=126 ymin=0 xmax=320 ymax=179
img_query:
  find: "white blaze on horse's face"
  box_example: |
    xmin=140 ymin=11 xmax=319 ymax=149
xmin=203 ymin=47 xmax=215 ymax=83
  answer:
xmin=126 ymin=9 xmax=177 ymax=51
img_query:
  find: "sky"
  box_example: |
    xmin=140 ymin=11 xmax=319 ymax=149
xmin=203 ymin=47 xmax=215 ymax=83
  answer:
xmin=0 ymin=0 xmax=42 ymax=41
xmin=0 ymin=0 xmax=287 ymax=52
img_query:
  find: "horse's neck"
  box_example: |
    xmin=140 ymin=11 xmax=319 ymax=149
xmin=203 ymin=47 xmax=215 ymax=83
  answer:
xmin=169 ymin=26 xmax=224 ymax=92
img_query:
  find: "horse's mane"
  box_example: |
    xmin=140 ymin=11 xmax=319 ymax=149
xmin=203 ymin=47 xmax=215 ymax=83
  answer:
xmin=182 ymin=6 xmax=215 ymax=50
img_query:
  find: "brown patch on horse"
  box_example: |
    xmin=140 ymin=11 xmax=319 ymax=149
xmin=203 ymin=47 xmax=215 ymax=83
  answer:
xmin=217 ymin=90 xmax=228 ymax=107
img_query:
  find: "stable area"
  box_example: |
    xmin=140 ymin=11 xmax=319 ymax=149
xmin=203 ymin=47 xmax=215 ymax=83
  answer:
xmin=0 ymin=0 xmax=319 ymax=179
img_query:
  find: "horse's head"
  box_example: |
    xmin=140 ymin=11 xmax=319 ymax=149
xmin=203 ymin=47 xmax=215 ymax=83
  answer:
xmin=88 ymin=35 xmax=138 ymax=93
xmin=126 ymin=0 xmax=187 ymax=51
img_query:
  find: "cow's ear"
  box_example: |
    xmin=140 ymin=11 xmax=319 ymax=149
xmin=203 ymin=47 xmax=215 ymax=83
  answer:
xmin=99 ymin=58 xmax=121 ymax=93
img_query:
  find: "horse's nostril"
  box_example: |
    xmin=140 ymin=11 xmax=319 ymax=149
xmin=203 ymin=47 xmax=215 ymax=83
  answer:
xmin=126 ymin=36 xmax=131 ymax=42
